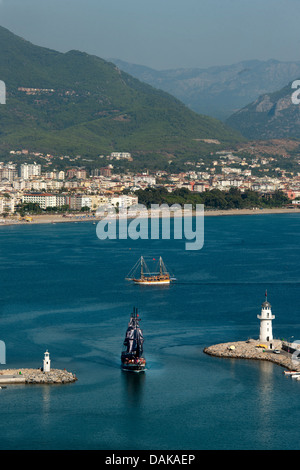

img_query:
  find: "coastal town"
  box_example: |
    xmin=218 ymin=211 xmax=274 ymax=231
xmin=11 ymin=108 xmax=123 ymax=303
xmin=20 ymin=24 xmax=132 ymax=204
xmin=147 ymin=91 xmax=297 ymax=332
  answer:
xmin=1 ymin=145 xmax=300 ymax=218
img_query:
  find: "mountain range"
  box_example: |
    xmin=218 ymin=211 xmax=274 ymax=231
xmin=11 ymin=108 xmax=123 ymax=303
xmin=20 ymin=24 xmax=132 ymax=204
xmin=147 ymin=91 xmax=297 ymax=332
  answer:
xmin=0 ymin=25 xmax=243 ymax=169
xmin=110 ymin=58 xmax=300 ymax=121
xmin=226 ymin=81 xmax=300 ymax=140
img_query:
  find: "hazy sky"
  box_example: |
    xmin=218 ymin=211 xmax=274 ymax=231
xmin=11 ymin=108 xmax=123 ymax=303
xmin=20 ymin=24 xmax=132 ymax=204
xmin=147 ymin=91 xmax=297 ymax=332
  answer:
xmin=0 ymin=0 xmax=300 ymax=69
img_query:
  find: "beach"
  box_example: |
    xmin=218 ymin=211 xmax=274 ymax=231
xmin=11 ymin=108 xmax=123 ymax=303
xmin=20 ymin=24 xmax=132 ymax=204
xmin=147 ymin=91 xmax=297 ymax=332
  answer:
xmin=0 ymin=214 xmax=99 ymax=226
xmin=0 ymin=207 xmax=299 ymax=227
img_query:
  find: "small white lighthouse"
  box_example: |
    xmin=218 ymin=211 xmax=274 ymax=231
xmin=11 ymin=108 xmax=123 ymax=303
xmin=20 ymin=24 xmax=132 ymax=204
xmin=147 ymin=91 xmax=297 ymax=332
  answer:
xmin=257 ymin=291 xmax=275 ymax=345
xmin=43 ymin=350 xmax=51 ymax=372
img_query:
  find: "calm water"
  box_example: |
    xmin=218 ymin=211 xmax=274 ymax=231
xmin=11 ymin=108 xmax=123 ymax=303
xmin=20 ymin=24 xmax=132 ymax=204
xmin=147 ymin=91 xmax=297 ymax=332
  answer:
xmin=0 ymin=214 xmax=300 ymax=450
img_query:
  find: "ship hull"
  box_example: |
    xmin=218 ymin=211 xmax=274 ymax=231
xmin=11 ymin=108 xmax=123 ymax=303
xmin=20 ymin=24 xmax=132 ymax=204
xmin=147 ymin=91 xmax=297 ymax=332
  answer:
xmin=126 ymin=257 xmax=173 ymax=286
xmin=121 ymin=363 xmax=146 ymax=372
xmin=121 ymin=354 xmax=146 ymax=372
xmin=133 ymin=279 xmax=170 ymax=285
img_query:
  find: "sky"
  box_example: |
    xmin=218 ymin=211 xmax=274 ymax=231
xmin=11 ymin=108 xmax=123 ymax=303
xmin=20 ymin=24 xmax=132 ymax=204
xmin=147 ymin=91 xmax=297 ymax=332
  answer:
xmin=0 ymin=0 xmax=300 ymax=70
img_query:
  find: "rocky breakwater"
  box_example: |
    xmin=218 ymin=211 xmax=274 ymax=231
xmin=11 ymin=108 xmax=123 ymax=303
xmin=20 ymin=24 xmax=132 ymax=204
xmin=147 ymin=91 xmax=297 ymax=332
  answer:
xmin=0 ymin=368 xmax=77 ymax=384
xmin=203 ymin=339 xmax=300 ymax=372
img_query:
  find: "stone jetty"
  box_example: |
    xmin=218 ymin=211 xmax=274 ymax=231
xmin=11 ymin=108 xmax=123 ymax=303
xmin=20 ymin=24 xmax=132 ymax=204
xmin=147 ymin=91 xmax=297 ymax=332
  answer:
xmin=0 ymin=368 xmax=77 ymax=384
xmin=204 ymin=339 xmax=300 ymax=372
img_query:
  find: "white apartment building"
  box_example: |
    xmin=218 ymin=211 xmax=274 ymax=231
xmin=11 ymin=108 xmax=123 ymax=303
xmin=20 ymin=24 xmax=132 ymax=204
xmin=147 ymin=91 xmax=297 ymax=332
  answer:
xmin=13 ymin=180 xmax=26 ymax=190
xmin=134 ymin=176 xmax=156 ymax=186
xmin=109 ymin=195 xmax=138 ymax=209
xmin=45 ymin=171 xmax=65 ymax=180
xmin=46 ymin=180 xmax=64 ymax=191
xmin=20 ymin=163 xmax=42 ymax=180
xmin=22 ymin=193 xmax=64 ymax=209
xmin=110 ymin=152 xmax=132 ymax=160
xmin=0 ymin=195 xmax=15 ymax=214
xmin=81 ymin=196 xmax=92 ymax=209
xmin=0 ymin=163 xmax=18 ymax=182
xmin=31 ymin=181 xmax=47 ymax=191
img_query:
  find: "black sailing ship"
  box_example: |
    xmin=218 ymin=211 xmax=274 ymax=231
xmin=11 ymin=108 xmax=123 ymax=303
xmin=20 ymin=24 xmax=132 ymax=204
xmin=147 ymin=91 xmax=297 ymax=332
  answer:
xmin=121 ymin=307 xmax=146 ymax=372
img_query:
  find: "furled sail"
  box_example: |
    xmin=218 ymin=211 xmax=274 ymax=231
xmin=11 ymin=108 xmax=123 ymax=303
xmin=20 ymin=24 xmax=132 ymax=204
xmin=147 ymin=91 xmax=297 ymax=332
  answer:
xmin=124 ymin=325 xmax=144 ymax=355
xmin=125 ymin=256 xmax=175 ymax=284
xmin=122 ymin=307 xmax=144 ymax=356
xmin=121 ymin=307 xmax=146 ymax=372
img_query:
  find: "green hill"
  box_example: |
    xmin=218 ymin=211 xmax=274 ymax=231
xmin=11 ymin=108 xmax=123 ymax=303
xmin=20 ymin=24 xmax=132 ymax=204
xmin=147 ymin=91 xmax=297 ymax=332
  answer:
xmin=0 ymin=25 xmax=243 ymax=166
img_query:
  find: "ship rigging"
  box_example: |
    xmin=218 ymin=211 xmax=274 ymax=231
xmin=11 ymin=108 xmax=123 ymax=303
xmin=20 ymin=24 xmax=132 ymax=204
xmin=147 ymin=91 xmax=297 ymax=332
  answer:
xmin=125 ymin=256 xmax=175 ymax=285
xmin=121 ymin=307 xmax=146 ymax=372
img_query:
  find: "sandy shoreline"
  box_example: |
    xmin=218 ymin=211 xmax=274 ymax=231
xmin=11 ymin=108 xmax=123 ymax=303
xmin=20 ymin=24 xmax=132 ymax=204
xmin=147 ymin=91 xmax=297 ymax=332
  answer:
xmin=203 ymin=207 xmax=300 ymax=217
xmin=0 ymin=207 xmax=299 ymax=227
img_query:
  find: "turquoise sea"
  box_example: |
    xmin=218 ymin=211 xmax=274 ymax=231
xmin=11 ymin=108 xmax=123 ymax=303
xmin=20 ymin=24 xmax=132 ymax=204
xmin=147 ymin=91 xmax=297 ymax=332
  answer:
xmin=0 ymin=213 xmax=300 ymax=450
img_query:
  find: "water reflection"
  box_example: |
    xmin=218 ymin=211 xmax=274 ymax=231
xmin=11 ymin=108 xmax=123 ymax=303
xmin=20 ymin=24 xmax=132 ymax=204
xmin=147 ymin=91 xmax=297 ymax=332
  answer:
xmin=41 ymin=385 xmax=51 ymax=428
xmin=121 ymin=370 xmax=146 ymax=408
xmin=258 ymin=361 xmax=275 ymax=415
xmin=256 ymin=361 xmax=275 ymax=448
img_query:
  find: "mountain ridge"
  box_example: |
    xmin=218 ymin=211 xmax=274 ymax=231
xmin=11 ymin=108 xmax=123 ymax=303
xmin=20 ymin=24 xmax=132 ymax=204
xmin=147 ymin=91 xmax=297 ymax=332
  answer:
xmin=0 ymin=25 xmax=243 ymax=168
xmin=226 ymin=80 xmax=300 ymax=140
xmin=110 ymin=58 xmax=300 ymax=120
